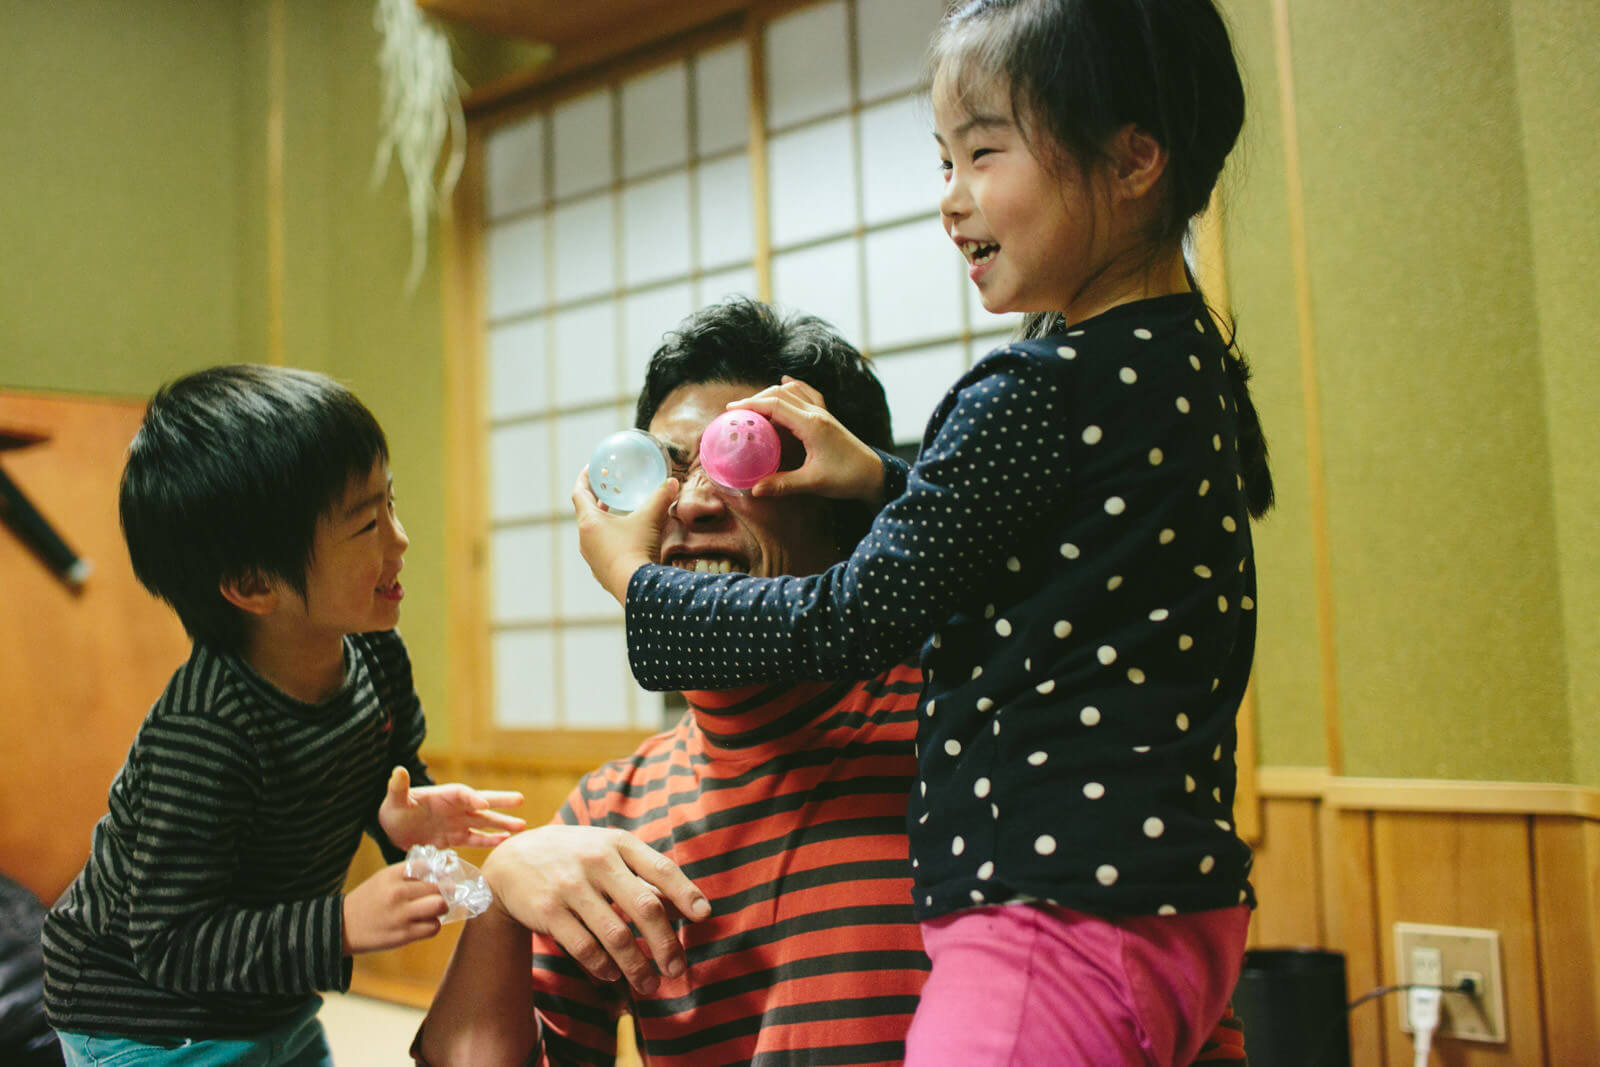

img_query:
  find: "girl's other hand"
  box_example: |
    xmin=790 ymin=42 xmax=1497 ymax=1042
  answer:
xmin=727 ymin=377 xmax=886 ymax=508
xmin=572 ymin=466 xmax=678 ymax=602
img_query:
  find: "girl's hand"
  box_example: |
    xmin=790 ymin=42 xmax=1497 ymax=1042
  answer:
xmin=727 ymin=377 xmax=886 ymax=507
xmin=341 ymin=861 xmax=448 ymax=954
xmin=572 ymin=467 xmax=678 ymax=603
xmin=378 ymin=766 xmax=527 ymax=850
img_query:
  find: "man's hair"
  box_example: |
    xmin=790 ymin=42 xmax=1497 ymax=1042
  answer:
xmin=635 ymin=297 xmax=894 ymax=552
xmin=119 ymin=364 xmax=389 ymax=653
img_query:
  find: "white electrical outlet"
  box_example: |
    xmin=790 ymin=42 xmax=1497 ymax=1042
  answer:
xmin=1393 ymin=923 xmax=1507 ymax=1043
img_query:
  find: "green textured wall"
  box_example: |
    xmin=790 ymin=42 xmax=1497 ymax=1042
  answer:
xmin=1510 ymin=0 xmax=1600 ymax=787
xmin=0 ymin=0 xmax=452 ymax=743
xmin=1222 ymin=0 xmax=1593 ymax=783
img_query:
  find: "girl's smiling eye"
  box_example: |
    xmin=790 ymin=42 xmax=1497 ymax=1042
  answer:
xmin=970 ymin=147 xmax=995 ymax=162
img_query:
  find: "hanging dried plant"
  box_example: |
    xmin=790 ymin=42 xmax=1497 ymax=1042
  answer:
xmin=372 ymin=0 xmax=466 ymax=291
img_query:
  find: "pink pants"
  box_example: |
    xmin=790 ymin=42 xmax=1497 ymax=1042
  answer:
xmin=904 ymin=902 xmax=1249 ymax=1066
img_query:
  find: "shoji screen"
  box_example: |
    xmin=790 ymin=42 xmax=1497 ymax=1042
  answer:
xmin=764 ymin=0 xmax=1019 ymax=450
xmin=474 ymin=0 xmax=1020 ymax=735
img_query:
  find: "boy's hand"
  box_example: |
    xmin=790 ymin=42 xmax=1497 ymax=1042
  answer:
xmin=481 ymin=825 xmax=711 ymax=995
xmin=379 ymin=767 xmax=527 ymax=850
xmin=572 ymin=468 xmax=678 ymax=603
xmin=727 ymin=377 xmax=887 ymax=507
xmin=342 ymin=862 xmax=448 ymax=954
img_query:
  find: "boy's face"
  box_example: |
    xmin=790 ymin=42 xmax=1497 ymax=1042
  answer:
xmin=288 ymin=459 xmax=408 ymax=639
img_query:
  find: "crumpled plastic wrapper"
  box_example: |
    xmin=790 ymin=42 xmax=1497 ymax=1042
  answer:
xmin=405 ymin=844 xmax=493 ymax=923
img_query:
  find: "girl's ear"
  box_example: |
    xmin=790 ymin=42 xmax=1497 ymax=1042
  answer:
xmin=1108 ymin=124 xmax=1169 ymax=201
xmin=219 ymin=571 xmax=280 ymax=617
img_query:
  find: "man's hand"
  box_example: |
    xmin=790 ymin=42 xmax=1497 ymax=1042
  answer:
xmin=342 ymin=862 xmax=448 ymax=954
xmin=482 ymin=825 xmax=712 ymax=995
xmin=728 ymin=376 xmax=887 ymax=507
xmin=378 ymin=766 xmax=526 ymax=850
xmin=572 ymin=468 xmax=678 ymax=603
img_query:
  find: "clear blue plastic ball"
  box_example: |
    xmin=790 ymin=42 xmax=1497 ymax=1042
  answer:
xmin=588 ymin=429 xmax=669 ymax=514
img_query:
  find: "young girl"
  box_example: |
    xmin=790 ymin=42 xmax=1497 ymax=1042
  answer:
xmin=577 ymin=0 xmax=1271 ymax=1062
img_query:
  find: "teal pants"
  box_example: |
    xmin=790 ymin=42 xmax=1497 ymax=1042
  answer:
xmin=55 ymin=997 xmax=332 ymax=1066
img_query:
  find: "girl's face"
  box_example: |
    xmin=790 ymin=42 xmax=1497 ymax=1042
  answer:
xmin=933 ymin=73 xmax=1110 ymax=318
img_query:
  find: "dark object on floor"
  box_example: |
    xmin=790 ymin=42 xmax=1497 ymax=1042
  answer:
xmin=1232 ymin=947 xmax=1350 ymax=1067
xmin=0 ymin=873 xmax=65 ymax=1067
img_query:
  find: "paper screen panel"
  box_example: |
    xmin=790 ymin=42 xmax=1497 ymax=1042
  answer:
xmin=552 ymin=89 xmax=614 ymax=199
xmin=486 ymin=215 xmax=546 ymax=320
xmin=768 ymin=117 xmax=858 ymax=248
xmin=694 ymin=42 xmax=750 ymax=156
xmin=561 ymin=626 xmax=633 ymax=728
xmin=697 ymin=266 xmax=759 ymax=307
xmin=856 ymin=0 xmax=948 ymax=101
xmin=865 ymin=217 xmax=964 ymax=349
xmin=552 ymin=301 xmax=619 ymax=408
xmin=558 ymin=519 xmax=625 ymax=621
xmin=871 ymin=340 xmax=967 ymax=448
xmin=487 ymin=317 xmax=547 ymax=421
xmin=624 ymin=283 xmax=695 ymax=390
xmin=493 ymin=630 xmax=558 ymax=728
xmin=551 ymin=194 xmax=616 ymax=303
xmin=861 ymin=95 xmax=937 ymax=225
xmin=485 ymin=113 xmax=546 ymax=220
xmin=773 ymin=237 xmax=863 ymax=345
xmin=764 ymin=1 xmax=850 ymax=128
xmin=490 ymin=421 xmax=553 ymax=521
xmin=491 ymin=524 xmax=556 ymax=623
xmin=622 ymin=172 xmax=693 ymax=286
xmin=696 ymin=154 xmax=755 ymax=270
xmin=621 ymin=61 xmax=689 ymax=179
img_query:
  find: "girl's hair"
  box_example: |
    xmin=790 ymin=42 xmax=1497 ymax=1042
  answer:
xmin=931 ymin=0 xmax=1273 ymax=517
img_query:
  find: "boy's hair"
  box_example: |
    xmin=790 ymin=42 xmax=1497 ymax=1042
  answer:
xmin=120 ymin=364 xmax=389 ymax=653
xmin=931 ymin=0 xmax=1273 ymax=517
xmin=634 ymin=297 xmax=894 ymax=550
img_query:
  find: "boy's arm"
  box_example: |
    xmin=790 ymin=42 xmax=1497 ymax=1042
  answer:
xmin=124 ymin=715 xmax=351 ymax=995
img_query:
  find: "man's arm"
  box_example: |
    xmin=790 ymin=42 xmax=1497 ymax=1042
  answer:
xmin=415 ymin=905 xmax=541 ymax=1066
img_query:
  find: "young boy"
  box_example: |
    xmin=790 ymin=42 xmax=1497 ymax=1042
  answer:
xmin=42 ymin=365 xmax=524 ymax=1065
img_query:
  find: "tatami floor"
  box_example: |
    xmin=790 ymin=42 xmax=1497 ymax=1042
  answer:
xmin=320 ymin=993 xmax=427 ymax=1064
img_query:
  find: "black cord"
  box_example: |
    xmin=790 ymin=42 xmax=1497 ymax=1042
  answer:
xmin=1310 ymin=981 xmax=1476 ymax=1067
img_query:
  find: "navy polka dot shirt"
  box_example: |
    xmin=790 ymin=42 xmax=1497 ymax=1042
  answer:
xmin=627 ymin=293 xmax=1257 ymax=920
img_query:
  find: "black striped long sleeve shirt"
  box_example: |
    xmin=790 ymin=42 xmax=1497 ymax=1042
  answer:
xmin=42 ymin=629 xmax=429 ymax=1039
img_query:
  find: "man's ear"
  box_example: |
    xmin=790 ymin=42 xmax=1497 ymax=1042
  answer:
xmin=219 ymin=571 xmax=280 ymax=617
xmin=1108 ymin=123 xmax=1169 ymax=202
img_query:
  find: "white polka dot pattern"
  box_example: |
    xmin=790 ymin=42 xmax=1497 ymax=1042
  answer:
xmin=623 ymin=294 xmax=1259 ymax=920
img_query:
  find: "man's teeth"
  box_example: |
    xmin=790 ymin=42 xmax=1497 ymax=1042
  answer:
xmin=674 ymin=558 xmax=739 ymax=574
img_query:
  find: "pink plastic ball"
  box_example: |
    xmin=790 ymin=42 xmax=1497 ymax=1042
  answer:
xmin=699 ymin=409 xmax=782 ymax=491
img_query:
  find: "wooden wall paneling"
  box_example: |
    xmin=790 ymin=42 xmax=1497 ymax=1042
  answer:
xmin=1370 ymin=812 xmax=1543 ymax=1066
xmin=1329 ymin=808 xmax=1385 ymax=1067
xmin=1531 ymin=817 xmax=1600 ymax=1063
xmin=1245 ymin=796 xmax=1323 ymax=949
xmin=0 ymin=392 xmax=191 ymax=904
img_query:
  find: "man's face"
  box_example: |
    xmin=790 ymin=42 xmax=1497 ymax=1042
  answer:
xmin=649 ymin=381 xmax=838 ymax=579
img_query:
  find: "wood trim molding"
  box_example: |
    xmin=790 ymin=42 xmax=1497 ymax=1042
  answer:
xmin=1270 ymin=0 xmax=1341 ymax=775
xmin=1258 ymin=766 xmax=1600 ymax=819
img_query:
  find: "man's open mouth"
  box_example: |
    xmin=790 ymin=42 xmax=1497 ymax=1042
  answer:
xmin=667 ymin=555 xmax=745 ymax=575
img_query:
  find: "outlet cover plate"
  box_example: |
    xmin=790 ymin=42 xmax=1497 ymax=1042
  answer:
xmin=1393 ymin=922 xmax=1506 ymax=1043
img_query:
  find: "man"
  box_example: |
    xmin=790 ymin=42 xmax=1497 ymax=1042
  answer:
xmin=419 ymin=299 xmax=925 ymax=1065
xmin=416 ymin=299 xmax=1246 ymax=1065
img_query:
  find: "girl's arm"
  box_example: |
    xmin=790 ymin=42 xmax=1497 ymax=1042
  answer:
xmin=613 ymin=352 xmax=1070 ymax=690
